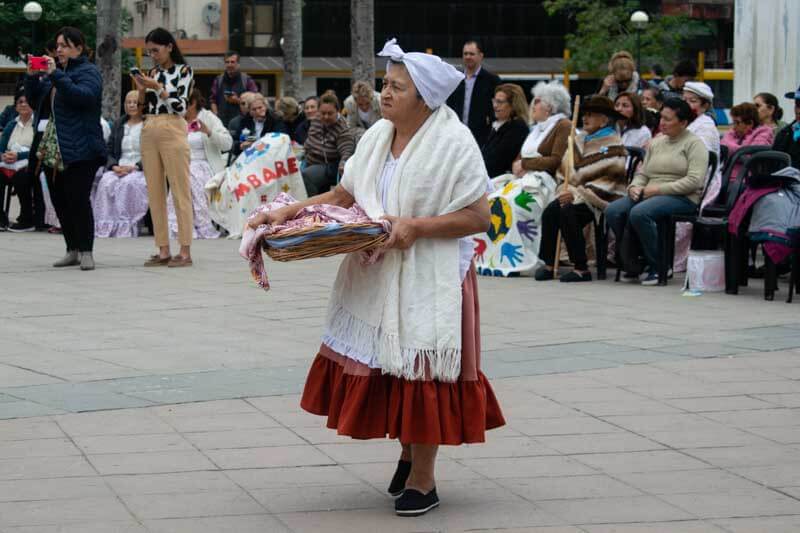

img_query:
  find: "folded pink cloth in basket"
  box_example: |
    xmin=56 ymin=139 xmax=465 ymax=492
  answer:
xmin=239 ymin=192 xmax=391 ymax=290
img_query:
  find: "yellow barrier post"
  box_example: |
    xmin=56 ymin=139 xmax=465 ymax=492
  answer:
xmin=563 ymin=49 xmax=570 ymax=90
xmin=135 ymin=47 xmax=143 ymax=68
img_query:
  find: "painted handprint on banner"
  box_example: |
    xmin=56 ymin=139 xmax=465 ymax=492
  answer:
xmin=500 ymin=242 xmax=523 ymax=267
xmin=517 ymin=219 xmax=539 ymax=241
xmin=514 ymin=190 xmax=536 ymax=212
xmin=473 ymin=237 xmax=487 ymax=262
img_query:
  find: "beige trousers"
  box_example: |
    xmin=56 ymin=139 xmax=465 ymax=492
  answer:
xmin=141 ymin=114 xmax=192 ymax=247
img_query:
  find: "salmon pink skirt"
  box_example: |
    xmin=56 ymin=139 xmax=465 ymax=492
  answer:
xmin=300 ymin=267 xmax=505 ymax=445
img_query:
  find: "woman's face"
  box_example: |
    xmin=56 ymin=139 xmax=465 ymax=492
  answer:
xmin=614 ymin=96 xmax=634 ymax=120
xmin=146 ymin=41 xmax=173 ymax=67
xmin=581 ymin=111 xmax=608 ymax=135
xmin=55 ymin=35 xmax=82 ymax=66
xmin=492 ymin=90 xmax=512 ymax=122
xmin=683 ymin=91 xmax=709 ymax=116
xmin=732 ymin=114 xmax=754 ymax=138
xmin=614 ymin=68 xmax=633 ymax=89
xmin=753 ymin=96 xmax=774 ymax=124
xmin=124 ymin=93 xmax=141 ymax=118
xmin=641 ymin=89 xmax=661 ymax=110
xmin=15 ymin=96 xmax=32 ymax=119
xmin=531 ymin=96 xmax=550 ymax=123
xmin=380 ymin=63 xmax=424 ymax=123
xmin=304 ymin=99 xmax=318 ymax=120
xmin=355 ymin=94 xmax=372 ymax=112
xmin=659 ymin=107 xmax=687 ymax=138
xmin=318 ymin=103 xmax=338 ymax=126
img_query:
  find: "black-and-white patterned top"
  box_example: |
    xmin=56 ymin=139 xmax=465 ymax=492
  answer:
xmin=144 ymin=64 xmax=193 ymax=116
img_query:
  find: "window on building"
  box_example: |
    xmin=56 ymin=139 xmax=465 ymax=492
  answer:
xmin=230 ymin=0 xmax=281 ymax=55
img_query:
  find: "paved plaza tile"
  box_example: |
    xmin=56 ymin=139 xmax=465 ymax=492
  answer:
xmin=1 ymin=233 xmax=799 ymax=531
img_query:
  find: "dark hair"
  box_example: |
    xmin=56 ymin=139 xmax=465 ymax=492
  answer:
xmin=14 ymin=91 xmax=27 ymax=105
xmin=615 ymin=92 xmax=645 ymax=129
xmin=145 ymin=27 xmax=186 ymax=64
xmin=662 ymin=97 xmax=694 ymax=122
xmin=224 ymin=50 xmax=240 ymax=61
xmin=45 ymin=39 xmax=57 ymax=54
xmin=303 ymin=96 xmax=320 ymax=107
xmin=643 ymin=86 xmax=664 ymax=104
xmin=55 ymin=27 xmax=88 ymax=57
xmin=464 ymin=39 xmax=484 ymax=54
xmin=730 ymin=102 xmax=760 ymax=126
xmin=319 ymin=92 xmax=340 ymax=111
xmin=755 ymin=92 xmax=784 ymax=122
xmin=188 ymin=88 xmax=206 ymax=110
xmin=651 ymin=64 xmax=664 ymax=77
xmin=673 ymin=60 xmax=697 ymax=79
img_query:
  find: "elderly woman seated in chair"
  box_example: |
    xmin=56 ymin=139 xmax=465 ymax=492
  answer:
xmin=536 ymin=96 xmax=628 ymax=282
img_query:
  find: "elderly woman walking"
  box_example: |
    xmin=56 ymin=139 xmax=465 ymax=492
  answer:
xmin=249 ymin=39 xmax=505 ymax=517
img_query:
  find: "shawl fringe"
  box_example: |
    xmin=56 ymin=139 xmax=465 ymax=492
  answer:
xmin=324 ymin=303 xmax=462 ymax=382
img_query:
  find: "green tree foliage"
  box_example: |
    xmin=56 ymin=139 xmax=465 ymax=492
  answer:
xmin=0 ymin=0 xmax=96 ymax=60
xmin=544 ymin=0 xmax=710 ymax=73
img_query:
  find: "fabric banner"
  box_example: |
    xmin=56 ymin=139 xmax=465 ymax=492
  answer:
xmin=474 ymin=172 xmax=556 ymax=277
xmin=205 ymin=132 xmax=307 ymax=238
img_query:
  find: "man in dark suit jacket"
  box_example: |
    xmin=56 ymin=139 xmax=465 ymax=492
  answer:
xmin=446 ymin=40 xmax=501 ymax=148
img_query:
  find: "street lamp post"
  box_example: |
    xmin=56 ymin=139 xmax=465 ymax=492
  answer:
xmin=630 ymin=10 xmax=649 ymax=73
xmin=23 ymin=2 xmax=43 ymax=55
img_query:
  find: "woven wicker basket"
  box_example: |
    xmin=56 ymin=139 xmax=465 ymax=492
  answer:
xmin=263 ymin=222 xmax=389 ymax=262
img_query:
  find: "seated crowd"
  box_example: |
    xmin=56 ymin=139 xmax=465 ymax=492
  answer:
xmin=2 ymin=56 xmax=378 ymax=240
xmin=471 ymin=50 xmax=800 ymax=287
xmin=3 ymin=41 xmax=799 ymax=288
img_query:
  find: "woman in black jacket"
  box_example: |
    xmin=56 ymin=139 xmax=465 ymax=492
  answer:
xmin=25 ymin=27 xmax=106 ymax=270
xmin=481 ymin=83 xmax=530 ymax=177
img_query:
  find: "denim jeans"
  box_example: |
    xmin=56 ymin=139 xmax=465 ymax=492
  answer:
xmin=606 ymin=194 xmax=697 ymax=271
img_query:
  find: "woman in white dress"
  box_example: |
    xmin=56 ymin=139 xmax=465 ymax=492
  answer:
xmin=92 ymin=90 xmax=148 ymax=237
xmin=168 ymin=89 xmax=232 ymax=239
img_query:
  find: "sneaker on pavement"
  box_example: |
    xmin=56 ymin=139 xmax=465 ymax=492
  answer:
xmin=641 ymin=272 xmax=659 ymax=286
xmin=8 ymin=223 xmax=35 ymax=233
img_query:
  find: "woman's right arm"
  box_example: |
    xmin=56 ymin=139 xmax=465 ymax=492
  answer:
xmin=521 ymin=121 xmax=570 ymax=175
xmin=24 ymin=74 xmax=44 ymax=109
xmin=248 ymin=184 xmax=355 ymax=228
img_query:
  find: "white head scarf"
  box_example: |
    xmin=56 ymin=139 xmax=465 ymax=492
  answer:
xmin=377 ymin=38 xmax=464 ymax=110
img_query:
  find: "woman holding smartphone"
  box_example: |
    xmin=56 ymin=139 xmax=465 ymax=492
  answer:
xmin=24 ymin=27 xmax=106 ymax=270
xmin=133 ymin=27 xmax=195 ymax=267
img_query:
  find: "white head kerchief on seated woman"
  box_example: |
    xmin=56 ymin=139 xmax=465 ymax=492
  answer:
xmin=377 ymin=38 xmax=464 ymax=110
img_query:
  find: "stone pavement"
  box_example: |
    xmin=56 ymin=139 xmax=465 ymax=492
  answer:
xmin=1 ymin=232 xmax=799 ymax=532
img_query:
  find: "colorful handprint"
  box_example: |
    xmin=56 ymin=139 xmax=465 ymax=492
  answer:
xmin=514 ymin=190 xmax=536 ymax=212
xmin=517 ymin=219 xmax=539 ymax=241
xmin=500 ymin=242 xmax=524 ymax=267
xmin=473 ymin=237 xmax=487 ymax=262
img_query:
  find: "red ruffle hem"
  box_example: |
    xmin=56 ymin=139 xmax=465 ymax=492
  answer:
xmin=300 ymin=267 xmax=506 ymax=445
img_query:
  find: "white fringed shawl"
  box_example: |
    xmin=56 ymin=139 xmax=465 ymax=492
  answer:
xmin=323 ymin=105 xmax=488 ymax=382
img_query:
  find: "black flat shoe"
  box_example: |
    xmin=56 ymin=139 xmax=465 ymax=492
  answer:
xmin=395 ymin=487 xmax=439 ymax=517
xmin=559 ymin=270 xmax=592 ymax=283
xmin=534 ymin=268 xmax=554 ymax=281
xmin=387 ymin=459 xmax=411 ymax=497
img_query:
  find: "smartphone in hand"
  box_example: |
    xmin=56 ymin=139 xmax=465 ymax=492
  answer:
xmin=28 ymin=56 xmax=49 ymax=71
xmin=129 ymin=67 xmax=142 ymax=77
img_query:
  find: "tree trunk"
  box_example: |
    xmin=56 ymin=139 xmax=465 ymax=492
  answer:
xmin=281 ymin=0 xmax=303 ymax=98
xmin=96 ymin=0 xmax=122 ymax=120
xmin=350 ymin=0 xmax=375 ymax=87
